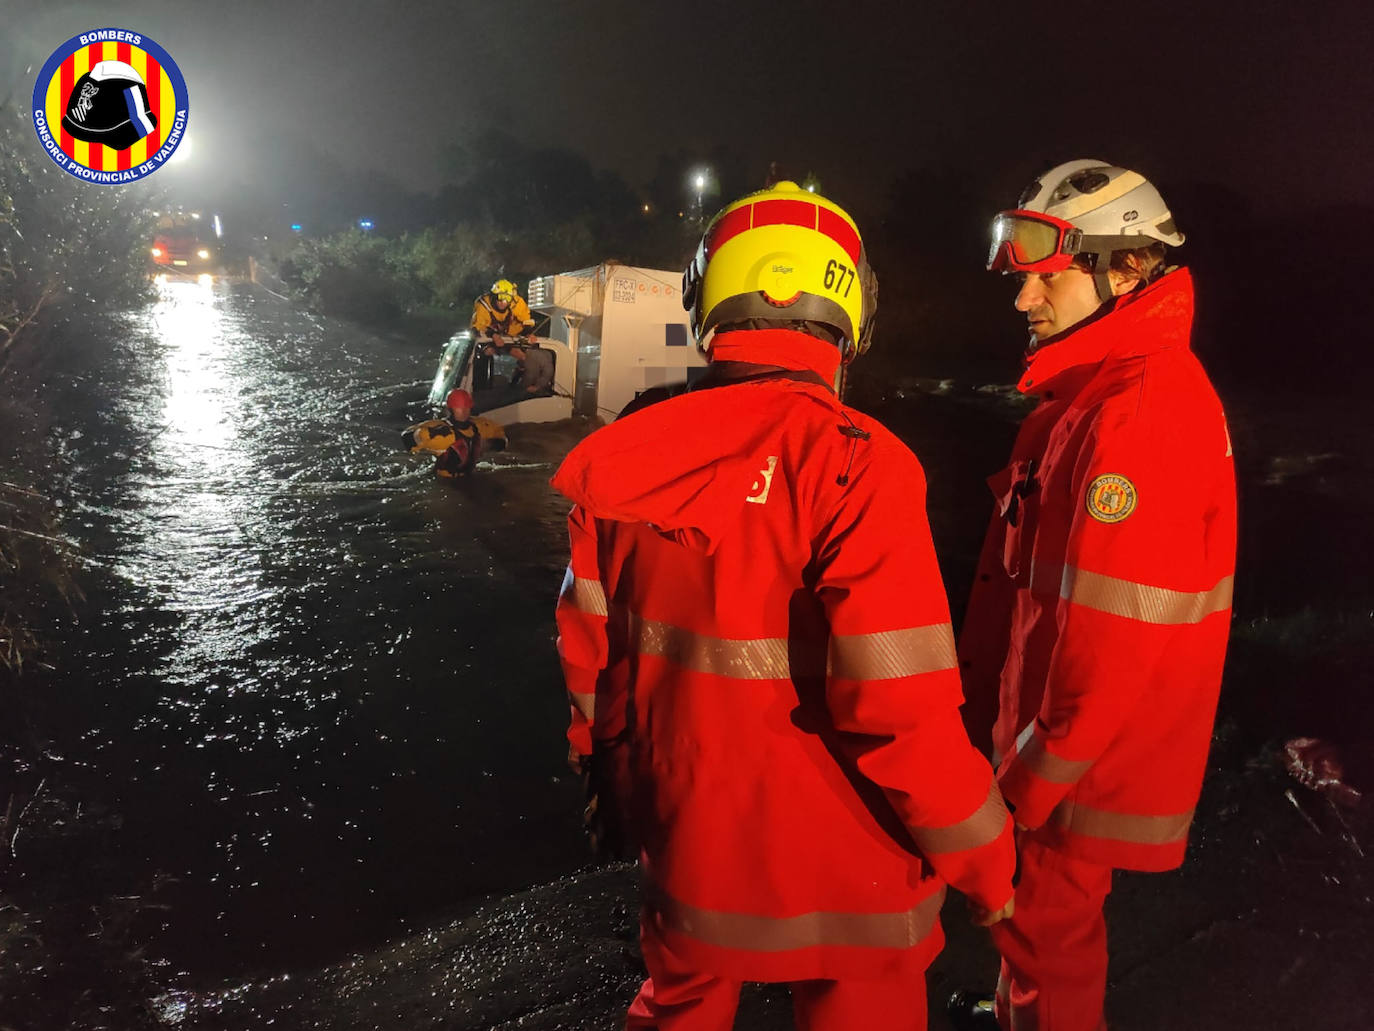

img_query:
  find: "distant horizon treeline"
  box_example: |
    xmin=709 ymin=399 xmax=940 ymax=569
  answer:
xmin=264 ymin=132 xmax=740 ymax=331
xmin=260 ymin=140 xmax=1374 ymax=395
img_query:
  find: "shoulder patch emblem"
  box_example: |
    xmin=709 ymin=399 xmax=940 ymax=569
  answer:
xmin=1086 ymin=473 xmax=1137 ymax=523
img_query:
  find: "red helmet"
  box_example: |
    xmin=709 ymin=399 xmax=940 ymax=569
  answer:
xmin=445 ymin=388 xmax=473 ymax=420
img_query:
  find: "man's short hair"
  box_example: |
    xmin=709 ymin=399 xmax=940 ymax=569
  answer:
xmin=1073 ymin=242 xmax=1168 ymax=285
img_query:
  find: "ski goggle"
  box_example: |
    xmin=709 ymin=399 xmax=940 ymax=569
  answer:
xmin=987 ymin=210 xmax=1082 ymax=273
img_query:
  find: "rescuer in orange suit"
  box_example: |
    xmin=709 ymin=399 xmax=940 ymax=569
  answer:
xmin=947 ymin=162 xmax=1237 ymax=1031
xmin=550 ymin=181 xmax=1018 ymax=1030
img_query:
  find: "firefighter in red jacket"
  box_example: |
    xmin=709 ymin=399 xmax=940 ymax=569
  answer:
xmin=948 ymin=162 xmax=1237 ymax=1031
xmin=551 ymin=180 xmax=1018 ymax=1029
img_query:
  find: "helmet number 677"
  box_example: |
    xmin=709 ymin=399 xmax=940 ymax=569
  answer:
xmin=824 ymin=259 xmax=854 ymax=297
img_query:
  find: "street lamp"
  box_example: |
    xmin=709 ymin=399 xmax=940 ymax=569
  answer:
xmin=689 ymin=167 xmax=713 ymax=222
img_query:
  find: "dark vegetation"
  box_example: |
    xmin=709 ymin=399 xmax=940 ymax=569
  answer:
xmin=266 ymin=136 xmax=803 ymax=328
xmin=0 ymin=105 xmax=166 ymax=1029
xmin=261 ymin=142 xmax=1374 ymax=403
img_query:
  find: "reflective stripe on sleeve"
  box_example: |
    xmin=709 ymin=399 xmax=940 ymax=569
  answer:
xmin=647 ymin=881 xmax=946 ymax=952
xmin=1050 ymin=801 xmax=1195 ymax=846
xmin=908 ymin=779 xmax=1010 ymax=856
xmin=1030 ymin=562 xmax=1234 ymax=626
xmin=559 ymin=566 xmax=608 ymax=617
xmin=827 ymin=624 xmax=958 ymax=680
xmin=1011 ymin=722 xmax=1094 ymax=784
xmin=627 ymin=611 xmax=792 ymax=679
xmin=622 ymin=612 xmax=958 ymax=682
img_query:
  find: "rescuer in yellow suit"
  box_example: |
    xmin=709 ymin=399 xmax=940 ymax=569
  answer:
xmin=471 ymin=278 xmax=536 ymax=355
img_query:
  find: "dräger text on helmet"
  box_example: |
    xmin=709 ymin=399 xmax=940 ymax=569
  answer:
xmin=31 ymin=108 xmax=186 ymax=184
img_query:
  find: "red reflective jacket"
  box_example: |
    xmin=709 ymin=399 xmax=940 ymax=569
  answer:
xmin=959 ymin=269 xmax=1236 ymax=872
xmin=551 ymin=329 xmax=1014 ymax=983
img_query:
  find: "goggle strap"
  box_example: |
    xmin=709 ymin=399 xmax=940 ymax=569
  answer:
xmin=1074 ymin=233 xmax=1159 ymax=258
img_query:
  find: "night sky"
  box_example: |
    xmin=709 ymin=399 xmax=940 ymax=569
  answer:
xmin=4 ymin=0 xmax=1372 ymax=218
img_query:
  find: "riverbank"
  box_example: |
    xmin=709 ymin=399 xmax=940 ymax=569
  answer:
xmin=0 ymin=316 xmax=174 ymax=1030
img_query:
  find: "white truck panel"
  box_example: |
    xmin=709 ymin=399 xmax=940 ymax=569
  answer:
xmin=529 ymin=262 xmax=705 ymax=421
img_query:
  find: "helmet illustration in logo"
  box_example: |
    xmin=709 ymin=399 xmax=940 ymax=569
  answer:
xmin=61 ymin=60 xmax=158 ymax=151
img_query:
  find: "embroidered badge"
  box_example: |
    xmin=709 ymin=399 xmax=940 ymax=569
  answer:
xmin=1085 ymin=473 xmax=1137 ymax=523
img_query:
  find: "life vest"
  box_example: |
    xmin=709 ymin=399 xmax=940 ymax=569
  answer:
xmin=435 ymin=422 xmax=482 ymax=478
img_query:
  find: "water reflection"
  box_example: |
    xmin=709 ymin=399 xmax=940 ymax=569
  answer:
xmin=154 ymin=277 xmax=234 ymax=455
xmin=55 ymin=282 xmax=585 ymax=976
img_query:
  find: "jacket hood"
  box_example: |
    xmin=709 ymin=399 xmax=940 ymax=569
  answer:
xmin=552 ymin=332 xmax=844 ymax=554
xmin=1019 ymin=267 xmax=1194 ymax=396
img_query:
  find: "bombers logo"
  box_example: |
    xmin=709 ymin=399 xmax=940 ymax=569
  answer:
xmin=1085 ymin=473 xmax=1138 ymax=524
xmin=31 ymin=28 xmax=188 ymax=185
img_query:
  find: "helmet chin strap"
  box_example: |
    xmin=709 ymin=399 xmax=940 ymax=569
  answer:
xmin=1091 ymin=250 xmax=1115 ymax=303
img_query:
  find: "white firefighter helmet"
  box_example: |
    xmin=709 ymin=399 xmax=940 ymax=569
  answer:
xmin=990 ymin=160 xmax=1184 ymax=300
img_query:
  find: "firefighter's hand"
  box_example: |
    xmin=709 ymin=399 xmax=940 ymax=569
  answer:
xmin=568 ymin=742 xmax=590 ymax=776
xmin=970 ymin=895 xmax=1015 ymax=927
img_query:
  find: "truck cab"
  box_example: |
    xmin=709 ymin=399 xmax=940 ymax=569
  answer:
xmin=150 ymin=213 xmax=221 ymax=276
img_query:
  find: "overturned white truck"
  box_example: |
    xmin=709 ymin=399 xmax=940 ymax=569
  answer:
xmin=427 ymin=262 xmax=707 ymax=424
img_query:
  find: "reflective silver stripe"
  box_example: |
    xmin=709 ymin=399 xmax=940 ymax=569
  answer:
xmin=1064 ymin=568 xmax=1233 ymax=625
xmin=1030 ymin=562 xmax=1233 ymax=626
xmin=648 ymin=882 xmax=946 ymax=952
xmin=559 ymin=566 xmax=608 ymax=617
xmin=909 ymin=779 xmax=1010 ymax=856
xmin=1012 ymin=723 xmax=1093 ymax=785
xmin=827 ymin=624 xmax=958 ymax=680
xmin=627 ymin=612 xmax=792 ymax=679
xmin=568 ymin=689 xmax=595 ymax=721
xmin=1050 ymin=801 xmax=1195 ymax=846
xmin=624 ymin=614 xmax=957 ymax=682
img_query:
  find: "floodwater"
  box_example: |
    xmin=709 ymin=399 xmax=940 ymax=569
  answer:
xmin=41 ymin=278 xmax=591 ymax=977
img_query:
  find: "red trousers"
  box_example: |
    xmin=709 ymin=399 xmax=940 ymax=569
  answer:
xmin=990 ymin=835 xmax=1112 ymax=1031
xmin=627 ymin=913 xmax=927 ymax=1031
